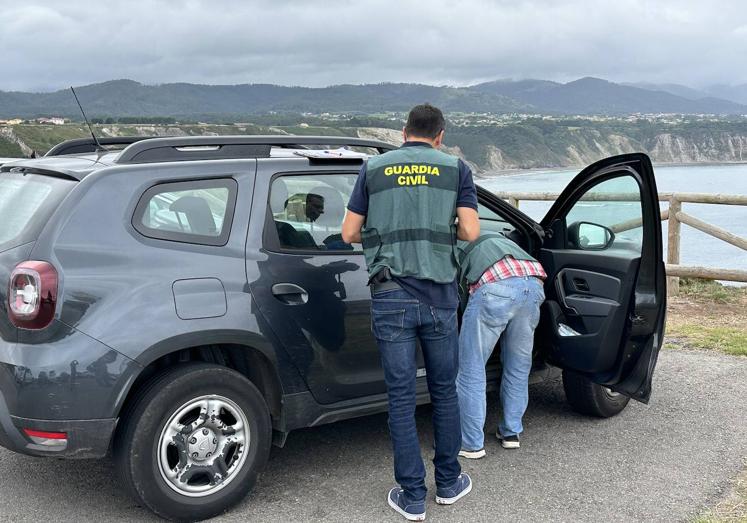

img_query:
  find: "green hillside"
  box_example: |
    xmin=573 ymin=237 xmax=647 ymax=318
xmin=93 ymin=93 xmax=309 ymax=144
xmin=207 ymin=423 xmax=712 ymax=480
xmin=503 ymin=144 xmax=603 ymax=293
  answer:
xmin=3 ymin=116 xmax=747 ymax=172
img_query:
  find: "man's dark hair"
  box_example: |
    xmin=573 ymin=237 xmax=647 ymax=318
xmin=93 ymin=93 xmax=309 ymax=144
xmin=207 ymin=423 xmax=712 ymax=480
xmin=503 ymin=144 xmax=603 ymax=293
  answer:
xmin=405 ymin=103 xmax=446 ymax=139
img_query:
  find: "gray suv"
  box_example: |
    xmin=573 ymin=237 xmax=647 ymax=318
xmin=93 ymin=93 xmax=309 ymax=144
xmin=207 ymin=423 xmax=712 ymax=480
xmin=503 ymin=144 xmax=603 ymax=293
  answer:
xmin=0 ymin=136 xmax=666 ymax=520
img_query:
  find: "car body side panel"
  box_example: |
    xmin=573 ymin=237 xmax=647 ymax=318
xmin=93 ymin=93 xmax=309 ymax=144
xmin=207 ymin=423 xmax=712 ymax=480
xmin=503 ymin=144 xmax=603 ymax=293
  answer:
xmin=30 ymin=161 xmax=254 ymax=355
xmin=21 ymin=160 xmax=308 ymax=418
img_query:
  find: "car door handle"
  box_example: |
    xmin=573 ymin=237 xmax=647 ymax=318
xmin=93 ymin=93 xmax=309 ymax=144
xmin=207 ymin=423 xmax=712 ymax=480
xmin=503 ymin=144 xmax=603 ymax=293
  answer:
xmin=572 ymin=278 xmax=590 ymax=292
xmin=271 ymin=283 xmax=309 ymax=305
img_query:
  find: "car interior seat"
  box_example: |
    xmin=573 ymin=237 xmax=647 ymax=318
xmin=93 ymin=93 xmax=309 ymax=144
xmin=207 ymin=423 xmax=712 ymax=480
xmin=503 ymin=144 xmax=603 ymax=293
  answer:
xmin=169 ymin=196 xmax=217 ymax=235
xmin=270 ymin=179 xmax=289 ymax=217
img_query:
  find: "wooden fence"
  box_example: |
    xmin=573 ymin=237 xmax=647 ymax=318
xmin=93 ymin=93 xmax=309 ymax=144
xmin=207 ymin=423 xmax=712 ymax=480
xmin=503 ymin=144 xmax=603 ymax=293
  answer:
xmin=494 ymin=191 xmax=747 ymax=296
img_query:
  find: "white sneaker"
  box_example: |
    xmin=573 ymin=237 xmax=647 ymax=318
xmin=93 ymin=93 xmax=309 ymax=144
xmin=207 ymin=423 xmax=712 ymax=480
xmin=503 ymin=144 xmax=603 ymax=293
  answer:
xmin=458 ymin=448 xmax=486 ymax=459
xmin=496 ymin=431 xmax=520 ymax=449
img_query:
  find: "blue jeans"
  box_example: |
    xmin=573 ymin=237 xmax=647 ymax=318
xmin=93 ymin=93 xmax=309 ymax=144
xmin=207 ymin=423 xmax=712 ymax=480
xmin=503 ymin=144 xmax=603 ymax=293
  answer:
xmin=456 ymin=277 xmax=544 ymax=451
xmin=371 ymin=288 xmax=462 ymax=504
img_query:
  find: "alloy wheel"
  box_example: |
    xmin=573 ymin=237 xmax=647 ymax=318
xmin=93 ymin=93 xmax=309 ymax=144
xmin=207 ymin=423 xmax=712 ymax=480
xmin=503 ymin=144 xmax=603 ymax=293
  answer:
xmin=157 ymin=395 xmax=250 ymax=497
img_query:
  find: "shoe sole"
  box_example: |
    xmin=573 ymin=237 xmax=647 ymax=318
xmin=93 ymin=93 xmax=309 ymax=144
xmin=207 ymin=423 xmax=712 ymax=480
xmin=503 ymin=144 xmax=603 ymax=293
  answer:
xmin=387 ymin=492 xmax=425 ymax=521
xmin=435 ymin=480 xmax=473 ymax=505
xmin=496 ymin=432 xmax=520 ymax=449
xmin=458 ymin=449 xmax=486 ymax=459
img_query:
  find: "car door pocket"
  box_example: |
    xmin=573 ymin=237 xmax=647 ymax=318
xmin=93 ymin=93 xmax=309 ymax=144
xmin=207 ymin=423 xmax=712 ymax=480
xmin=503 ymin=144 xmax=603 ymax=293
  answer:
xmin=271 ymin=283 xmax=309 ymax=305
xmin=558 ymin=323 xmax=582 ymax=337
xmin=564 ymin=294 xmax=618 ymax=317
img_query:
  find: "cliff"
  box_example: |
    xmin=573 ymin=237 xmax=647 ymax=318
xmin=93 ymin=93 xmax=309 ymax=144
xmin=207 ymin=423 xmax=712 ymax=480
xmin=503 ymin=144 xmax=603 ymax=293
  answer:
xmin=3 ymin=122 xmax=747 ymax=173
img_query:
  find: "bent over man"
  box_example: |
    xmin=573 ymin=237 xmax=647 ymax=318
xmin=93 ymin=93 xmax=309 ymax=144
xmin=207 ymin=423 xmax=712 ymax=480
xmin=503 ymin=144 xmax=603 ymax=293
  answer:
xmin=342 ymin=104 xmax=479 ymax=521
xmin=456 ymin=233 xmax=546 ymax=458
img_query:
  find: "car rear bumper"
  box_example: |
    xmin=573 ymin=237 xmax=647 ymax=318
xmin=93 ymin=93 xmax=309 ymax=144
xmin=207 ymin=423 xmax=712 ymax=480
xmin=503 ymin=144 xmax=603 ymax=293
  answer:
xmin=0 ymin=321 xmax=139 ymax=458
xmin=0 ymin=390 xmax=116 ymax=458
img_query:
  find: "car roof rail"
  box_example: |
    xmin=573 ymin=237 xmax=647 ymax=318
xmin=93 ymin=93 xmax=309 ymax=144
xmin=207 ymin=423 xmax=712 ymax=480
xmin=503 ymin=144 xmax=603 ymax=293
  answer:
xmin=114 ymin=135 xmax=396 ymax=165
xmin=45 ymin=136 xmax=156 ymax=157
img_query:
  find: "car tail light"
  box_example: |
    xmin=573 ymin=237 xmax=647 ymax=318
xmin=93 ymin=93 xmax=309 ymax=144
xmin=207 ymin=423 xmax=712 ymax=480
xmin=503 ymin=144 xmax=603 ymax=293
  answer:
xmin=23 ymin=428 xmax=67 ymax=447
xmin=8 ymin=261 xmax=58 ymax=329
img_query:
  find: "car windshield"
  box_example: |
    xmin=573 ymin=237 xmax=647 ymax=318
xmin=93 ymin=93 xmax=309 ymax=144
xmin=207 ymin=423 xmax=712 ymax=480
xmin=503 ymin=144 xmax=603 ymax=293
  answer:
xmin=0 ymin=171 xmax=76 ymax=252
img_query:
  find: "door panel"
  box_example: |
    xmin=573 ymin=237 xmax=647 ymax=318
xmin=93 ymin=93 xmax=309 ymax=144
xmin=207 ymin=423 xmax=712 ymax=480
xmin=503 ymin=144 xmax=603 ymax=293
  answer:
xmin=538 ymin=153 xmax=665 ymax=402
xmin=250 ymin=171 xmax=387 ymax=405
xmin=539 ymin=250 xmax=639 ymax=375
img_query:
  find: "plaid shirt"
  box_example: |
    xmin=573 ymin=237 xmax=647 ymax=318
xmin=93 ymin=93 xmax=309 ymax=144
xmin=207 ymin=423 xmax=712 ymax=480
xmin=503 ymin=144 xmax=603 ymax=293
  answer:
xmin=469 ymin=255 xmax=547 ymax=294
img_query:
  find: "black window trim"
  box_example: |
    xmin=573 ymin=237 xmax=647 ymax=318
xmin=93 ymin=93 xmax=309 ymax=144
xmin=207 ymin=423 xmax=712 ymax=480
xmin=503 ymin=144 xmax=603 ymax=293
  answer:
xmin=263 ymin=170 xmax=363 ymax=255
xmin=132 ymin=177 xmax=238 ymax=246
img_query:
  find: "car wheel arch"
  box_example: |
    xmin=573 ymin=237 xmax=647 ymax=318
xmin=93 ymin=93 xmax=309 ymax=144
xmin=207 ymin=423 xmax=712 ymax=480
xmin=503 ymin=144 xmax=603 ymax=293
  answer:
xmin=114 ymin=339 xmax=285 ymax=440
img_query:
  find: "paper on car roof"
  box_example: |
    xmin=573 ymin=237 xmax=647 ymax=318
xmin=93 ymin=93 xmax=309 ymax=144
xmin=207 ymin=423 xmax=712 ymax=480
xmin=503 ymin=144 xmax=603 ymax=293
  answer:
xmin=293 ymin=148 xmax=369 ymax=159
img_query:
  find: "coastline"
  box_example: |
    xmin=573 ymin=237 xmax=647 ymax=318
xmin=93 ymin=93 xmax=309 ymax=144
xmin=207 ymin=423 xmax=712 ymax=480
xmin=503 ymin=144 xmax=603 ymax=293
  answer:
xmin=478 ymin=160 xmax=747 ymax=178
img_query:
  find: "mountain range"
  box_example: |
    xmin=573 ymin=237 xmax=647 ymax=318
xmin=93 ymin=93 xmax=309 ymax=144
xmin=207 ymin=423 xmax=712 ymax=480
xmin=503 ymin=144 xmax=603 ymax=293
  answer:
xmin=626 ymin=82 xmax=747 ymax=105
xmin=1 ymin=77 xmax=747 ymax=119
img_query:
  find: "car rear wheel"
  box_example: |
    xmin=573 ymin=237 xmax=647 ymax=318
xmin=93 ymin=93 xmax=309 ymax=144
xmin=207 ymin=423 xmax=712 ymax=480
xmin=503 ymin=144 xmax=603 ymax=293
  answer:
xmin=562 ymin=370 xmax=630 ymax=418
xmin=114 ymin=363 xmax=271 ymax=521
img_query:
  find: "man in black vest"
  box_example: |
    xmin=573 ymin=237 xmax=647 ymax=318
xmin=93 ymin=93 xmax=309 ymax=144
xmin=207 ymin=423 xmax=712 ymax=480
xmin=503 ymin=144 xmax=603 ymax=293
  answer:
xmin=342 ymin=104 xmax=480 ymax=521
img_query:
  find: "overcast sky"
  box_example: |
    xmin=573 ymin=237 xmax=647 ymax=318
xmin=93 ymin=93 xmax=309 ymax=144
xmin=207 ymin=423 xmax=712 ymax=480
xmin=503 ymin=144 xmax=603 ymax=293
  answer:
xmin=2 ymin=0 xmax=747 ymax=92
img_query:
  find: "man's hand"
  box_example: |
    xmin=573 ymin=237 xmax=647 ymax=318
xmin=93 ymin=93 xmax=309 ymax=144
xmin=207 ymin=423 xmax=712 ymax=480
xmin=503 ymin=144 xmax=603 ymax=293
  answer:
xmin=456 ymin=207 xmax=480 ymax=241
xmin=341 ymin=210 xmax=365 ymax=244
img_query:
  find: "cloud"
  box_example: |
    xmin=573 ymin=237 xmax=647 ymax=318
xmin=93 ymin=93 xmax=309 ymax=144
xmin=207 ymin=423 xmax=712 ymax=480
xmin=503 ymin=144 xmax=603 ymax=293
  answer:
xmin=1 ymin=0 xmax=746 ymax=91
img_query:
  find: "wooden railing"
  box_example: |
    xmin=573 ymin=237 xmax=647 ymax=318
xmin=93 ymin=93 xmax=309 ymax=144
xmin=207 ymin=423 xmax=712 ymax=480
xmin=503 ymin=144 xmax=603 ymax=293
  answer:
xmin=494 ymin=191 xmax=747 ymax=295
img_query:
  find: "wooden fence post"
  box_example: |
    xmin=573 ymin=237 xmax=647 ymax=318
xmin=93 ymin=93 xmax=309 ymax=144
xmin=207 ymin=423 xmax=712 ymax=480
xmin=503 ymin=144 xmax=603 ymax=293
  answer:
xmin=508 ymin=197 xmax=519 ymax=208
xmin=667 ymin=197 xmax=682 ymax=296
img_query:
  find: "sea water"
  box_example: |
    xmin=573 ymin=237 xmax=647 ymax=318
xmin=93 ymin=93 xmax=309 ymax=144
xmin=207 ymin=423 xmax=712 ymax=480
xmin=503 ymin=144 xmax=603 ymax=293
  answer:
xmin=478 ymin=164 xmax=747 ymax=276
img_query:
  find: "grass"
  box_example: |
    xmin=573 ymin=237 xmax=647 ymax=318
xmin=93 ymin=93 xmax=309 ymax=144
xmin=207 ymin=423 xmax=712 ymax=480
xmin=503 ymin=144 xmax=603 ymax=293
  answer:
xmin=665 ymin=278 xmax=747 ymax=357
xmin=678 ymin=277 xmax=742 ymax=304
xmin=667 ymin=325 xmax=747 ymax=357
xmin=664 ymin=278 xmax=747 ymax=357
xmin=692 ymin=463 xmax=747 ymax=523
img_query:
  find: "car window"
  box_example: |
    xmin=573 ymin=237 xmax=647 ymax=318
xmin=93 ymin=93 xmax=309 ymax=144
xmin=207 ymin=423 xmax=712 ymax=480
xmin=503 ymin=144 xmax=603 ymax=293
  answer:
xmin=565 ymin=175 xmax=643 ymax=253
xmin=134 ymin=178 xmax=237 ymax=246
xmin=268 ymin=173 xmax=358 ymax=252
xmin=0 ymin=172 xmax=75 ymax=251
xmin=477 ymin=201 xmax=516 ymax=235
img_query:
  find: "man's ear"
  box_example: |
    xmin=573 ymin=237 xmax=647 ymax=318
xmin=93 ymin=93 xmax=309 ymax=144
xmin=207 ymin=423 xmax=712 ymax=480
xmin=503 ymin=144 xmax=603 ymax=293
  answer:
xmin=402 ymin=127 xmax=408 ymax=143
xmin=433 ymin=130 xmax=444 ymax=148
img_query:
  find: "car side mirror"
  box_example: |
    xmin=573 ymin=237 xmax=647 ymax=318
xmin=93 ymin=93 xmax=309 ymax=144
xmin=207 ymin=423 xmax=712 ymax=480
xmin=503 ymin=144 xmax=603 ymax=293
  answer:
xmin=567 ymin=221 xmax=615 ymax=250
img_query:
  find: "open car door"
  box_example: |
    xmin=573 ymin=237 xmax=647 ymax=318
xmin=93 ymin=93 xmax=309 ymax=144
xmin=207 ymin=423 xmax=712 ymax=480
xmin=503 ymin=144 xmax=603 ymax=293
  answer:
xmin=537 ymin=153 xmax=666 ymax=403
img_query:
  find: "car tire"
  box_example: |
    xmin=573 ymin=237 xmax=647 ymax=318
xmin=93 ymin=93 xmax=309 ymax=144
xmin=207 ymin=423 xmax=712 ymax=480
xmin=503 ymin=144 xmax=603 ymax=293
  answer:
xmin=114 ymin=363 xmax=271 ymax=521
xmin=562 ymin=370 xmax=630 ymax=418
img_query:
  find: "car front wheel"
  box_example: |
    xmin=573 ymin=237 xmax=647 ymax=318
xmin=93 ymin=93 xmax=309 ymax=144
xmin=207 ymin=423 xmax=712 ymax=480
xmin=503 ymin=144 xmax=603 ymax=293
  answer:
xmin=114 ymin=363 xmax=271 ymax=521
xmin=562 ymin=370 xmax=630 ymax=418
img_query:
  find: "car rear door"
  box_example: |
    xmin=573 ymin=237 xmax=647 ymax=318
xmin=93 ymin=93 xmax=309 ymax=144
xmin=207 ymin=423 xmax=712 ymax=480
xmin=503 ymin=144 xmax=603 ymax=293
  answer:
xmin=248 ymin=165 xmax=387 ymax=405
xmin=536 ymin=153 xmax=666 ymax=403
